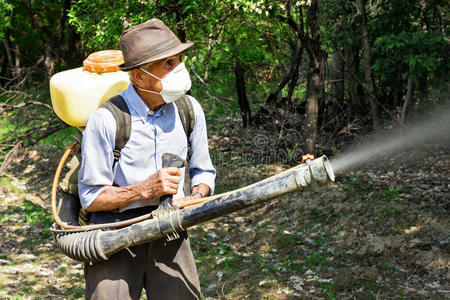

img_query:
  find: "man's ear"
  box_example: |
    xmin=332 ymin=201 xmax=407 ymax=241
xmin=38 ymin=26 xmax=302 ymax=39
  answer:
xmin=130 ymin=69 xmax=144 ymax=85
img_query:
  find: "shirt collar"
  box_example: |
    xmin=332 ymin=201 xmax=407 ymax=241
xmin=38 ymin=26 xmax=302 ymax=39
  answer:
xmin=120 ymin=84 xmax=169 ymax=123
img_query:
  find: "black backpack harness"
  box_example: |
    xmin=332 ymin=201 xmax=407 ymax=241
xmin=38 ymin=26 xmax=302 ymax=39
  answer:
xmin=60 ymin=95 xmax=195 ymax=226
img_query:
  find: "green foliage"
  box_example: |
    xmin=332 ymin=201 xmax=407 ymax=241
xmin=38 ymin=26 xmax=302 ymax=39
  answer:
xmin=68 ymin=0 xmax=152 ymax=50
xmin=321 ymin=282 xmax=337 ymax=299
xmin=0 ymin=117 xmax=15 ymax=137
xmin=22 ymin=200 xmax=53 ymax=228
xmin=0 ymin=176 xmax=21 ymax=194
xmin=342 ymin=177 xmax=370 ymax=197
xmin=66 ymin=0 xmax=314 ymax=113
xmin=0 ymin=0 xmax=13 ymax=40
xmin=382 ymin=185 xmax=405 ymax=202
xmin=38 ymin=126 xmax=78 ymax=150
xmin=368 ymin=0 xmax=449 ymax=101
xmin=373 ymin=31 xmax=448 ymax=81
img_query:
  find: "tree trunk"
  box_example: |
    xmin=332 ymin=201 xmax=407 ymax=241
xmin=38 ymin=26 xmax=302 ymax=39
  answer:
xmin=14 ymin=44 xmax=23 ymax=84
xmin=345 ymin=44 xmax=363 ymax=110
xmin=417 ymin=73 xmax=428 ymax=103
xmin=287 ymin=59 xmax=300 ymax=103
xmin=61 ymin=0 xmax=82 ymax=70
xmin=401 ymin=72 xmax=415 ymax=125
xmin=203 ymin=27 xmax=214 ymax=82
xmin=64 ymin=25 xmax=82 ymax=70
xmin=266 ymin=68 xmax=294 ymax=105
xmin=0 ymin=49 xmax=7 ymax=86
xmin=22 ymin=0 xmax=81 ymax=71
xmin=43 ymin=43 xmax=55 ymax=81
xmin=22 ymin=0 xmax=59 ymax=50
xmin=60 ymin=0 xmax=71 ymax=43
xmin=358 ymin=0 xmax=381 ymax=129
xmin=330 ymin=50 xmax=345 ymax=105
xmin=305 ymin=54 xmax=326 ymax=155
xmin=3 ymin=37 xmax=13 ymax=79
xmin=172 ymin=0 xmax=186 ymax=42
xmin=234 ymin=63 xmax=252 ymax=127
xmin=304 ymin=0 xmax=326 ymax=155
xmin=392 ymin=79 xmax=401 ymax=108
xmin=286 ymin=45 xmax=304 ymax=103
xmin=266 ymin=45 xmax=303 ymax=105
xmin=267 ymin=2 xmax=306 ymax=106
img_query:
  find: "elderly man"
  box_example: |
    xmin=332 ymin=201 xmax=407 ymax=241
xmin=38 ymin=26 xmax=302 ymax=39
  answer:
xmin=78 ymin=18 xmax=216 ymax=300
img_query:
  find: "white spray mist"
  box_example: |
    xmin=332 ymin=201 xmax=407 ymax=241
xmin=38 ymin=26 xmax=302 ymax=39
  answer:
xmin=331 ymin=105 xmax=450 ymax=173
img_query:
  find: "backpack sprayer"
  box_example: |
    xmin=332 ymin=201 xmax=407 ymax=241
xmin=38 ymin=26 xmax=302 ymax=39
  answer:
xmin=49 ymin=50 xmax=335 ymax=262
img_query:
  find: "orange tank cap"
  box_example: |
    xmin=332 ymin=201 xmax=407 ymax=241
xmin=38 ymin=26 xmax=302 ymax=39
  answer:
xmin=301 ymin=154 xmax=315 ymax=164
xmin=83 ymin=50 xmax=124 ymax=73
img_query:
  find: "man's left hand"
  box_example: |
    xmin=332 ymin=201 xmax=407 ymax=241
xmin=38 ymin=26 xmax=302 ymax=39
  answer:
xmin=171 ymin=193 xmax=203 ymax=208
xmin=171 ymin=183 xmax=210 ymax=208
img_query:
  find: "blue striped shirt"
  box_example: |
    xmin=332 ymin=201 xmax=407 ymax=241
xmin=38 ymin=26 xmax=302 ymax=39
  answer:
xmin=78 ymin=84 xmax=216 ymax=211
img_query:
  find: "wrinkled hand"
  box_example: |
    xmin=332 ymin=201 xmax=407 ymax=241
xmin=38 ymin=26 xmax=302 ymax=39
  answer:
xmin=141 ymin=167 xmax=181 ymax=198
xmin=171 ymin=193 xmax=203 ymax=208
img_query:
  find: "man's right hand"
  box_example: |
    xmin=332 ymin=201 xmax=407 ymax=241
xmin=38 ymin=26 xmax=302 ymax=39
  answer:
xmin=142 ymin=167 xmax=181 ymax=198
xmin=86 ymin=167 xmax=181 ymax=212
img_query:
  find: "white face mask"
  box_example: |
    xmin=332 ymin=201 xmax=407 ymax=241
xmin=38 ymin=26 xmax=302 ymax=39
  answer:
xmin=137 ymin=62 xmax=192 ymax=103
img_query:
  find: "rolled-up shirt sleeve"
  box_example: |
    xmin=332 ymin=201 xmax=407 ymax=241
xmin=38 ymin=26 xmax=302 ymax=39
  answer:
xmin=188 ymin=96 xmax=216 ymax=195
xmin=78 ymin=108 xmax=116 ymax=209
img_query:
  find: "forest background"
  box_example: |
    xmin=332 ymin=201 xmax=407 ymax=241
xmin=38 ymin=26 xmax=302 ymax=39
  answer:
xmin=0 ymin=0 xmax=449 ymax=299
xmin=0 ymin=0 xmax=448 ymax=161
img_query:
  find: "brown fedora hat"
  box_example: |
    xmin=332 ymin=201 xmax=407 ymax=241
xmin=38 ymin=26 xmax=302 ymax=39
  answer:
xmin=119 ymin=18 xmax=193 ymax=71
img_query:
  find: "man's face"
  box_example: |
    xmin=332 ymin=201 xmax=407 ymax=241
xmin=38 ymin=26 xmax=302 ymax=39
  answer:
xmin=140 ymin=53 xmax=184 ymax=92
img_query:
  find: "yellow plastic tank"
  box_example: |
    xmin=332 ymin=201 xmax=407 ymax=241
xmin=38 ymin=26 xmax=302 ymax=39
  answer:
xmin=50 ymin=50 xmax=130 ymax=127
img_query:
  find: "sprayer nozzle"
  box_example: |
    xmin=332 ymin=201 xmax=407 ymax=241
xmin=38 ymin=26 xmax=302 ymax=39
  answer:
xmin=294 ymin=155 xmax=335 ymax=189
xmin=322 ymin=156 xmax=335 ymax=182
xmin=308 ymin=156 xmax=335 ymax=184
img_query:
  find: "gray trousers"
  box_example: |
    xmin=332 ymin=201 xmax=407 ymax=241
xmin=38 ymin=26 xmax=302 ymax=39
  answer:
xmin=85 ymin=208 xmax=201 ymax=300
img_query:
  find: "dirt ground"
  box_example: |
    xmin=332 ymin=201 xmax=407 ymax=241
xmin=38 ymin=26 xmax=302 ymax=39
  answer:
xmin=0 ymin=129 xmax=448 ymax=299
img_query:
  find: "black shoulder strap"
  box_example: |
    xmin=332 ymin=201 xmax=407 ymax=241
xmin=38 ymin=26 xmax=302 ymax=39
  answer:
xmin=174 ymin=95 xmax=195 ymax=140
xmin=99 ymin=95 xmax=192 ymax=162
xmin=100 ymin=95 xmax=131 ymax=162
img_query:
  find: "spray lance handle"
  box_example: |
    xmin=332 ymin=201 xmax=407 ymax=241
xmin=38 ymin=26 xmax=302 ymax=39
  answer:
xmin=159 ymin=153 xmax=186 ymax=209
xmin=151 ymin=153 xmax=186 ymax=242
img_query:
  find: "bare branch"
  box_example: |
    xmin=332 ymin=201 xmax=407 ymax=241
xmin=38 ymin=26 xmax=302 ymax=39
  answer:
xmin=25 ymin=122 xmax=69 ymax=147
xmin=0 ymin=100 xmax=53 ymax=113
xmin=278 ymin=14 xmax=299 ymax=33
xmin=2 ymin=120 xmax=65 ymax=145
xmin=0 ymin=121 xmax=69 ymax=173
xmin=0 ymin=141 xmax=23 ymax=174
